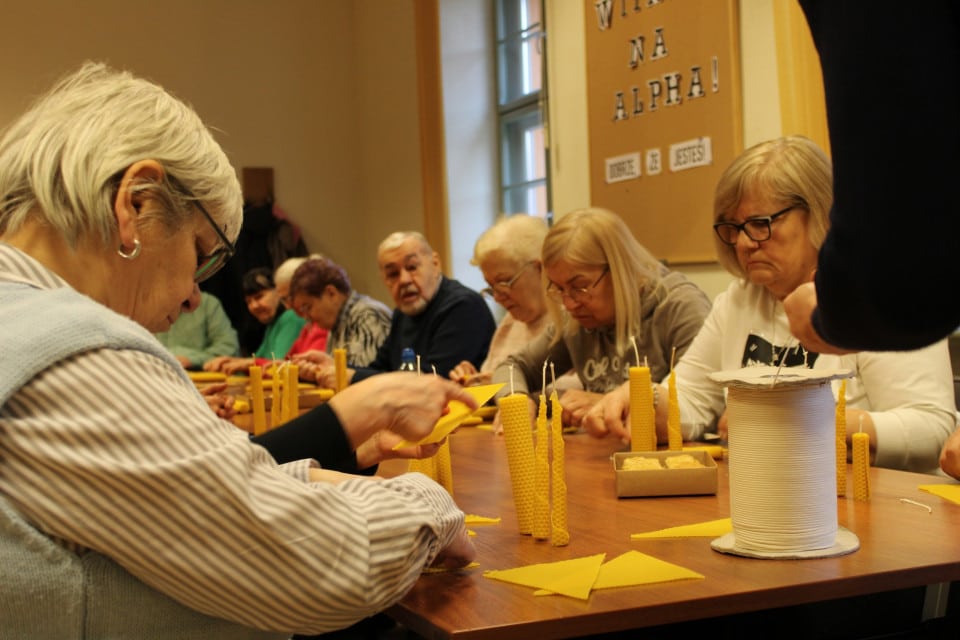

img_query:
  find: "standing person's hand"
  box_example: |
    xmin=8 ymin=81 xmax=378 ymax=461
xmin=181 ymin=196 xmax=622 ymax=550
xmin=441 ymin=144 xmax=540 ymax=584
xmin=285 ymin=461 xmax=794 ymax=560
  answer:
xmin=940 ymin=427 xmax=960 ymax=480
xmin=784 ymin=282 xmax=854 ymax=355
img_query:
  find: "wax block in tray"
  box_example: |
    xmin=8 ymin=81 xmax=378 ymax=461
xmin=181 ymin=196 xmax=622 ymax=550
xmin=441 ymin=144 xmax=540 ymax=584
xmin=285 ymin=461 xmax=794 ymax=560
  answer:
xmin=614 ymin=450 xmax=717 ymax=497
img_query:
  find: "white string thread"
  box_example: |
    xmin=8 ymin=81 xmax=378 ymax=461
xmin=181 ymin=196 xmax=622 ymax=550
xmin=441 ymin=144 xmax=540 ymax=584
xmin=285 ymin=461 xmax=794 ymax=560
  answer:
xmin=726 ymin=382 xmax=837 ymax=553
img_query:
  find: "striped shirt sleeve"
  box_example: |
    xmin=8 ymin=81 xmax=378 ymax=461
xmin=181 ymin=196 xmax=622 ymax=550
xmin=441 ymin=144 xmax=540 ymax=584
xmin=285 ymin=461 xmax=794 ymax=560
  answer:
xmin=0 ymin=346 xmax=462 ymax=634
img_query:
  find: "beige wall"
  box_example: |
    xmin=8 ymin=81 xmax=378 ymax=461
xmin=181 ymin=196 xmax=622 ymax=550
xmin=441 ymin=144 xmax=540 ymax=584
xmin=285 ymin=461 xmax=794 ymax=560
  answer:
xmin=0 ymin=0 xmax=423 ymax=305
xmin=1 ymin=0 xmax=791 ymax=307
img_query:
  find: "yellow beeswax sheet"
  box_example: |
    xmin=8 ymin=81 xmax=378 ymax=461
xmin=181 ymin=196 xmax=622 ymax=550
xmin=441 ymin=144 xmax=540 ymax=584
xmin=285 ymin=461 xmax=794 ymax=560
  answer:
xmin=473 ymin=405 xmax=498 ymax=420
xmin=484 ymin=551 xmax=705 ymax=601
xmin=395 ymin=384 xmax=504 ymax=448
xmin=422 ymin=561 xmax=481 ymax=574
xmin=631 ymin=518 xmax=733 ymax=539
xmin=484 ymin=554 xmax=606 ymax=600
xmin=464 ymin=514 xmax=501 ymax=525
xmin=918 ymin=484 xmax=960 ymax=505
xmin=188 ymin=371 xmax=227 ymax=383
xmin=590 ymin=550 xmax=704 ymax=590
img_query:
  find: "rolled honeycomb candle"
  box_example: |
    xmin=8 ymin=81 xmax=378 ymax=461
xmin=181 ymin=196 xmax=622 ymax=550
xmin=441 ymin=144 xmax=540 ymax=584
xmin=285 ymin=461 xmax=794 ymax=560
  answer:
xmin=550 ymin=389 xmax=569 ymax=546
xmin=285 ymin=364 xmax=300 ymax=422
xmin=249 ymin=365 xmax=267 ymax=435
xmin=533 ymin=394 xmax=551 ymax=540
xmin=852 ymin=427 xmax=870 ymax=501
xmin=408 ymin=455 xmax=437 ymax=480
xmin=629 ymin=366 xmax=656 ymax=452
xmin=499 ymin=393 xmax=536 ymax=534
xmin=835 ymin=380 xmax=847 ymax=496
xmin=667 ymin=371 xmax=682 ymax=451
xmin=434 ymin=439 xmax=454 ymax=497
xmin=334 ymin=348 xmax=348 ymax=392
xmin=271 ymin=363 xmax=282 ymax=426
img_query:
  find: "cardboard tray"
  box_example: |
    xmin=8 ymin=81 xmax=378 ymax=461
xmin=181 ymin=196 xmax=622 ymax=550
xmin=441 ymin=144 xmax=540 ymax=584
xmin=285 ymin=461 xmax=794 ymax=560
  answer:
xmin=614 ymin=450 xmax=718 ymax=497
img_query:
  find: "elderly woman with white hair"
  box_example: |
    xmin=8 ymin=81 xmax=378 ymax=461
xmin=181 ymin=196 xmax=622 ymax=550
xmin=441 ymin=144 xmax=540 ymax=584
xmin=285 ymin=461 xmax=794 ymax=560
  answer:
xmin=584 ymin=136 xmax=955 ymax=473
xmin=0 ymin=62 xmax=475 ymax=637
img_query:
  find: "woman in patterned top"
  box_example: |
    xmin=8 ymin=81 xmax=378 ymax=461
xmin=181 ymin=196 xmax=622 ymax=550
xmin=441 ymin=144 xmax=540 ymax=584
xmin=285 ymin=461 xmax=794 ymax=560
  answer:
xmin=288 ymin=257 xmax=391 ymax=372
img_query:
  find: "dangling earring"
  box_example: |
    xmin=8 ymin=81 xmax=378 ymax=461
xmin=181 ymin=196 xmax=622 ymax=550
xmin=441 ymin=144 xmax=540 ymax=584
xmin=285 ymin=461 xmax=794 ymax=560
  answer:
xmin=117 ymin=239 xmax=142 ymax=260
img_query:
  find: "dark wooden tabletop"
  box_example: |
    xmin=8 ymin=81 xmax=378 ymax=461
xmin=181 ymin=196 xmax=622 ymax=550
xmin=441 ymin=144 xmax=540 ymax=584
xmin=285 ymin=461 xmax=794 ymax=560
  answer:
xmin=385 ymin=425 xmax=960 ymax=640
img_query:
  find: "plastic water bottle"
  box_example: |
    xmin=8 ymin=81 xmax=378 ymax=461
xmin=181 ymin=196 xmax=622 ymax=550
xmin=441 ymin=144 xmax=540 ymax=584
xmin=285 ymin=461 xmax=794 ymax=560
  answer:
xmin=399 ymin=347 xmax=417 ymax=372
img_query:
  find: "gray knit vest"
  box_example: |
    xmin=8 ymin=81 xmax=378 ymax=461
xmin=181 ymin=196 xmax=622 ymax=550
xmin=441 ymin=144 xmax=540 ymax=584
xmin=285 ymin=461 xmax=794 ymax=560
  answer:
xmin=0 ymin=282 xmax=287 ymax=639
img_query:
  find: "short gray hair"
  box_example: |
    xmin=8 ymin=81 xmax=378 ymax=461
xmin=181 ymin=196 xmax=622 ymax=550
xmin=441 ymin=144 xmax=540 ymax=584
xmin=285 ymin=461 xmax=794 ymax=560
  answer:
xmin=0 ymin=62 xmax=242 ymax=250
xmin=471 ymin=214 xmax=548 ymax=267
xmin=378 ymin=231 xmax=432 ymax=256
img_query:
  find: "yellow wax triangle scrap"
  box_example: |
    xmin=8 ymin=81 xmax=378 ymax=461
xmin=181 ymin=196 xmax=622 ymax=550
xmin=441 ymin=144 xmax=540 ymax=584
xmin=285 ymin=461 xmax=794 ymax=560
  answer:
xmin=422 ymin=561 xmax=480 ymax=574
xmin=484 ymin=553 xmax=606 ymax=600
xmin=395 ymin=383 xmax=504 ymax=448
xmin=464 ymin=514 xmax=501 ymax=525
xmin=592 ymin=550 xmax=704 ymax=589
xmin=631 ymin=517 xmax=732 ymax=539
xmin=918 ymin=484 xmax=960 ymax=505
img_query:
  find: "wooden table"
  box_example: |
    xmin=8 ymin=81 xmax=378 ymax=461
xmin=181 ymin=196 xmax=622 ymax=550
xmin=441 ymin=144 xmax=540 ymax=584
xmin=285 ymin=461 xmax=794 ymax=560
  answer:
xmin=385 ymin=425 xmax=960 ymax=639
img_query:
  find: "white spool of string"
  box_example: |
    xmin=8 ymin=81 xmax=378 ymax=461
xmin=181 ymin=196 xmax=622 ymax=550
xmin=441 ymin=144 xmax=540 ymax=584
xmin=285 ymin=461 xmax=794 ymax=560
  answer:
xmin=709 ymin=366 xmax=859 ymax=559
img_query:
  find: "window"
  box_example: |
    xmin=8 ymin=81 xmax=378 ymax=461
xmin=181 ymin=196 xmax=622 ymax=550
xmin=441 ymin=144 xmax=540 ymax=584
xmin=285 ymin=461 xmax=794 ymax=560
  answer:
xmin=496 ymin=0 xmax=550 ymax=220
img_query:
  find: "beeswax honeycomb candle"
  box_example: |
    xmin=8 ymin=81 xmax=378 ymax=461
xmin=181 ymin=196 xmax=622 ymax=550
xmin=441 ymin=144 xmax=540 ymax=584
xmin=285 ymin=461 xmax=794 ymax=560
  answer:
xmin=283 ymin=364 xmax=299 ymax=422
xmin=533 ymin=395 xmax=551 ymax=540
xmin=836 ymin=380 xmax=847 ymax=496
xmin=667 ymin=371 xmax=682 ymax=451
xmin=408 ymin=455 xmax=437 ymax=480
xmin=271 ymin=364 xmax=282 ymax=426
xmin=499 ymin=393 xmax=536 ymax=534
xmin=629 ymin=366 xmax=656 ymax=452
xmin=435 ymin=439 xmax=454 ymax=497
xmin=249 ymin=365 xmax=267 ymax=435
xmin=852 ymin=429 xmax=870 ymax=501
xmin=334 ymin=348 xmax=348 ymax=392
xmin=549 ymin=390 xmax=569 ymax=546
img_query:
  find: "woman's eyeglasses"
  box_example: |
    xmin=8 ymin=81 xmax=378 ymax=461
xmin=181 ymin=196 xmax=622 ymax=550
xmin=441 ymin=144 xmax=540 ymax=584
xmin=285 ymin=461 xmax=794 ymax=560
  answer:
xmin=712 ymin=206 xmax=796 ymax=246
xmin=194 ymin=199 xmax=236 ymax=282
xmin=480 ymin=261 xmax=536 ymax=298
xmin=167 ymin=173 xmax=236 ymax=283
xmin=545 ymin=267 xmax=608 ymax=304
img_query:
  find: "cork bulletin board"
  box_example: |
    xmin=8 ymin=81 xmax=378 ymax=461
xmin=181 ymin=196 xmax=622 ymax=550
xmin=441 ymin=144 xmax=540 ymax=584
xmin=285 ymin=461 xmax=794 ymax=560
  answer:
xmin=584 ymin=0 xmax=742 ymax=263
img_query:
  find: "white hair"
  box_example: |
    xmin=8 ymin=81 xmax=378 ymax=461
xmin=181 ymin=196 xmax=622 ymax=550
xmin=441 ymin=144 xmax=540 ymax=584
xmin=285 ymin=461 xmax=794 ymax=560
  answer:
xmin=0 ymin=62 xmax=242 ymax=249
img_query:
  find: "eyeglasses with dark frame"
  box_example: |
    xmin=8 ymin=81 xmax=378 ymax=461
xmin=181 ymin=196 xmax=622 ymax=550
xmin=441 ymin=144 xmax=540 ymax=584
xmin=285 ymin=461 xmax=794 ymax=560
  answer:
xmin=193 ymin=199 xmax=236 ymax=282
xmin=545 ymin=266 xmax=609 ymax=304
xmin=165 ymin=174 xmax=236 ymax=283
xmin=712 ymin=206 xmax=796 ymax=246
xmin=480 ymin=261 xmax=536 ymax=298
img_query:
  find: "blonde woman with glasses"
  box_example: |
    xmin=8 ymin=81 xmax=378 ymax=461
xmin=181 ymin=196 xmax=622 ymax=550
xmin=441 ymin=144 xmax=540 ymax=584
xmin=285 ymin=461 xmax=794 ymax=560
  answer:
xmin=491 ymin=208 xmax=712 ymax=429
xmin=584 ymin=136 xmax=955 ymax=473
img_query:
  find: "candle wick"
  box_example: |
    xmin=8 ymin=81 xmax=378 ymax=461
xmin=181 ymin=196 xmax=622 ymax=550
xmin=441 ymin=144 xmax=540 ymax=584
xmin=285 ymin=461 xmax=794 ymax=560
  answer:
xmin=416 ymin=355 xmax=421 ymax=376
xmin=550 ymin=362 xmax=556 ymax=388
xmin=509 ymin=364 xmax=515 ymax=396
xmin=630 ymin=335 xmax=640 ymax=365
xmin=670 ymin=346 xmax=676 ymax=370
